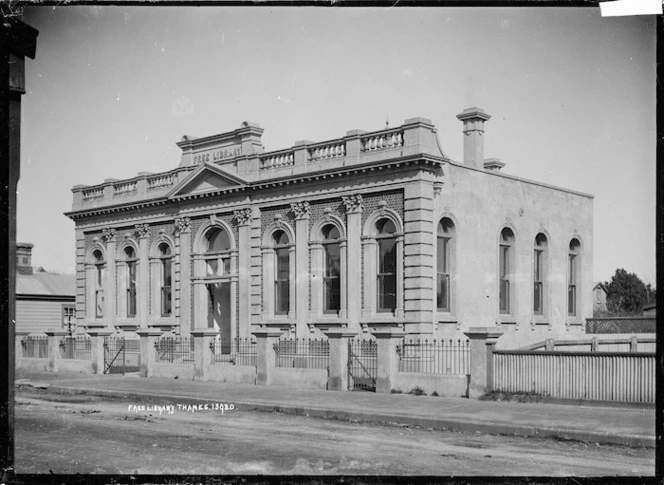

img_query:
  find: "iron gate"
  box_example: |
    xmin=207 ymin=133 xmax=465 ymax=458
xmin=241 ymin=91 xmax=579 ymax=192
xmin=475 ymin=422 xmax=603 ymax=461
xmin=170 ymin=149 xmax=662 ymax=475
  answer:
xmin=348 ymin=338 xmax=377 ymax=391
xmin=104 ymin=337 xmax=140 ymax=374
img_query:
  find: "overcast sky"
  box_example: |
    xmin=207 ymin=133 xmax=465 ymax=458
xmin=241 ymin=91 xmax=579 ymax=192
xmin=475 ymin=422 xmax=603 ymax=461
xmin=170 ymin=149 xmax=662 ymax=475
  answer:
xmin=19 ymin=6 xmax=655 ymax=285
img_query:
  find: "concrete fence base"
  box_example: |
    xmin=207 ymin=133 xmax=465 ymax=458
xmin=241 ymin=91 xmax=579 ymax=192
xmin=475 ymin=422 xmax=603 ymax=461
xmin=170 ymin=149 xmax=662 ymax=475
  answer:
xmin=392 ymin=372 xmax=469 ymax=398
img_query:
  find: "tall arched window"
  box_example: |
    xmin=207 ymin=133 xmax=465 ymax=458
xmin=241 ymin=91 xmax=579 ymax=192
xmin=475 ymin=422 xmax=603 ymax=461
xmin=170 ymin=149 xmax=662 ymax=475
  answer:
xmin=322 ymin=224 xmax=341 ymax=313
xmin=568 ymin=238 xmax=580 ymax=316
xmin=158 ymin=243 xmax=172 ymax=317
xmin=437 ymin=218 xmax=455 ymax=312
xmin=499 ymin=228 xmax=515 ymax=314
xmin=125 ymin=246 xmax=137 ymax=317
xmin=273 ymin=230 xmax=290 ymax=315
xmin=533 ymin=233 xmax=547 ymax=315
xmin=205 ymin=227 xmax=232 ymax=276
xmin=93 ymin=250 xmax=105 ymax=318
xmin=376 ymin=219 xmax=397 ymax=312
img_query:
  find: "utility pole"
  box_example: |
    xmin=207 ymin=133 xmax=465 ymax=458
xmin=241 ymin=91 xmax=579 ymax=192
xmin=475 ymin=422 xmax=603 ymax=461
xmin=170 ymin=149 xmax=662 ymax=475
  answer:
xmin=0 ymin=16 xmax=37 ymax=481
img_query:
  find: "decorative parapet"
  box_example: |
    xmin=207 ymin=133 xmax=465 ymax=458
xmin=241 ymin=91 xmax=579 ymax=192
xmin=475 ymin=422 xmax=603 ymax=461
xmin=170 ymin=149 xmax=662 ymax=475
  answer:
xmin=82 ymin=187 xmax=104 ymax=200
xmin=361 ymin=129 xmax=404 ymax=152
xmin=135 ymin=223 xmax=150 ymax=238
xmin=233 ymin=207 xmax=253 ymax=226
xmin=290 ymin=201 xmax=311 ymax=219
xmin=113 ymin=181 xmax=137 ymax=195
xmin=342 ymin=194 xmax=363 ymax=213
xmin=260 ymin=150 xmax=294 ymax=171
xmin=308 ymin=140 xmax=346 ymax=161
xmin=175 ymin=217 xmax=191 ymax=233
xmin=147 ymin=174 xmax=174 ymax=190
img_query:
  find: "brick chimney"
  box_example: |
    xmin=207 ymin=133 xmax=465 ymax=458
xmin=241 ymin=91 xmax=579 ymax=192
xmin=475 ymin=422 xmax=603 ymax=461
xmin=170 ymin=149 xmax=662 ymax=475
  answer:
xmin=16 ymin=242 xmax=34 ymax=275
xmin=456 ymin=107 xmax=491 ymax=169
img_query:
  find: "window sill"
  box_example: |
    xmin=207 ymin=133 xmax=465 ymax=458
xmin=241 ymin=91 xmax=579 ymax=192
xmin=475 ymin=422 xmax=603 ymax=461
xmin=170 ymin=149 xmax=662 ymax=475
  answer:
xmin=531 ymin=315 xmax=549 ymax=326
xmin=566 ymin=318 xmax=584 ymax=326
xmin=497 ymin=316 xmax=517 ymax=325
xmin=436 ymin=312 xmax=458 ymax=324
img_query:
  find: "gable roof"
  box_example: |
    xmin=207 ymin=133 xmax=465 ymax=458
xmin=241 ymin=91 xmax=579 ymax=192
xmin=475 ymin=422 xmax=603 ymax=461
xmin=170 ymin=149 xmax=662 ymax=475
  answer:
xmin=166 ymin=162 xmax=247 ymax=200
xmin=16 ymin=273 xmax=75 ymax=298
xmin=593 ymin=281 xmax=607 ymax=292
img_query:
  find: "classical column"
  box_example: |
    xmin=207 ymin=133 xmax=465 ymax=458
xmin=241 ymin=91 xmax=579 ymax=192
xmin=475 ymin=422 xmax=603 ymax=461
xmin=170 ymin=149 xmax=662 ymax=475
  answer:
xmin=342 ymin=195 xmax=362 ymax=330
xmin=464 ymin=327 xmax=503 ymax=399
xmin=136 ymin=224 xmax=150 ymax=329
xmin=291 ymin=202 xmax=310 ymax=338
xmin=234 ymin=208 xmax=252 ymax=339
xmin=102 ymin=228 xmax=117 ymax=329
xmin=175 ymin=217 xmax=192 ymax=334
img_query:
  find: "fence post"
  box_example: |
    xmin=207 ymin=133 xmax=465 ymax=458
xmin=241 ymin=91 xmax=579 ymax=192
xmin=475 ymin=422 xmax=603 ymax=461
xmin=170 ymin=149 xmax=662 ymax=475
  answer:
xmin=545 ymin=338 xmax=555 ymax=351
xmin=370 ymin=325 xmax=405 ymax=394
xmin=630 ymin=336 xmax=638 ymax=352
xmin=85 ymin=329 xmax=113 ymax=374
xmin=136 ymin=328 xmax=163 ymax=377
xmin=463 ymin=327 xmax=503 ymax=399
xmin=591 ymin=337 xmax=598 ymax=352
xmin=253 ymin=329 xmax=285 ymax=385
xmin=323 ymin=329 xmax=357 ymax=391
xmin=44 ymin=329 xmax=68 ymax=372
xmin=191 ymin=329 xmax=219 ymax=381
xmin=15 ymin=331 xmax=29 ymax=369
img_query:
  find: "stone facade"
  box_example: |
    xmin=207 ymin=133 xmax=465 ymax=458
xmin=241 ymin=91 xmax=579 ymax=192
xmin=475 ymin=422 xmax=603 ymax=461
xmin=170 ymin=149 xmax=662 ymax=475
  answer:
xmin=65 ymin=110 xmax=593 ymax=348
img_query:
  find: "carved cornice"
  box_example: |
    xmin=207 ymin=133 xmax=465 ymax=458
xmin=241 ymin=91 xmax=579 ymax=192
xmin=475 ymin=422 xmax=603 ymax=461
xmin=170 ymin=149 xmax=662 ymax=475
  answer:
xmin=135 ymin=223 xmax=150 ymax=238
xmin=290 ymin=201 xmax=311 ymax=220
xmin=233 ymin=208 xmax=253 ymax=226
xmin=102 ymin=228 xmax=117 ymax=243
xmin=175 ymin=217 xmax=191 ymax=233
xmin=342 ymin=194 xmax=363 ymax=213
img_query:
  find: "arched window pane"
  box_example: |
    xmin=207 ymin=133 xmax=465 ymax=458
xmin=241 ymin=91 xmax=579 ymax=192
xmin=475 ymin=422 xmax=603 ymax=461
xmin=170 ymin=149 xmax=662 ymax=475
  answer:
xmin=126 ymin=246 xmax=137 ymax=317
xmin=125 ymin=247 xmax=136 ymax=259
xmin=568 ymin=239 xmax=580 ymax=316
xmin=377 ymin=235 xmax=397 ymax=311
xmin=499 ymin=228 xmax=513 ymax=314
xmin=206 ymin=228 xmax=231 ymax=252
xmin=533 ymin=233 xmax=546 ymax=315
xmin=273 ymin=230 xmax=289 ymax=246
xmin=322 ymin=225 xmax=340 ymax=240
xmin=275 ymin=246 xmax=289 ymax=314
xmin=159 ymin=243 xmax=171 ymax=256
xmin=377 ymin=219 xmax=396 ymax=235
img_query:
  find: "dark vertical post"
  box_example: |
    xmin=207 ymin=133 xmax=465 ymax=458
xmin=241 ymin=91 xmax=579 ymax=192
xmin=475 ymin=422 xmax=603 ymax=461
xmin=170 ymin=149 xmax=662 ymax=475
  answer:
xmin=0 ymin=18 xmax=37 ymax=479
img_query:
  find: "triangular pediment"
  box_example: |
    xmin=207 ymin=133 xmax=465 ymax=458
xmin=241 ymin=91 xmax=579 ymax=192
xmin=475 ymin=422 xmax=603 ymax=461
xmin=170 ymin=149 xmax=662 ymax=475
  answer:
xmin=167 ymin=163 xmax=247 ymax=199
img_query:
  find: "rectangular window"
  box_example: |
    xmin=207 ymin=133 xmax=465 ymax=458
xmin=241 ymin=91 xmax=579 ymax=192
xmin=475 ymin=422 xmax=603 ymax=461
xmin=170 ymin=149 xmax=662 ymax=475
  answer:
xmin=127 ymin=261 xmax=137 ymax=317
xmin=275 ymin=247 xmax=290 ymax=314
xmin=499 ymin=245 xmax=510 ymax=314
xmin=533 ymin=249 xmax=543 ymax=314
xmin=323 ymin=244 xmax=341 ymax=313
xmin=568 ymin=254 xmax=577 ymax=316
xmin=161 ymin=259 xmax=172 ymax=316
xmin=62 ymin=305 xmax=75 ymax=333
xmin=377 ymin=238 xmax=397 ymax=312
xmin=437 ymin=237 xmax=450 ymax=311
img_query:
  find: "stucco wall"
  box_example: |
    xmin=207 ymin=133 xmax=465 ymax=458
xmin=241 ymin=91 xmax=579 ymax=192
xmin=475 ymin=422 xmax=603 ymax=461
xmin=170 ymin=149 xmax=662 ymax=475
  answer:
xmin=434 ymin=163 xmax=593 ymax=346
xmin=271 ymin=367 xmax=328 ymax=389
xmin=151 ymin=363 xmax=195 ymax=380
xmin=207 ymin=364 xmax=256 ymax=384
xmin=392 ymin=372 xmax=469 ymax=397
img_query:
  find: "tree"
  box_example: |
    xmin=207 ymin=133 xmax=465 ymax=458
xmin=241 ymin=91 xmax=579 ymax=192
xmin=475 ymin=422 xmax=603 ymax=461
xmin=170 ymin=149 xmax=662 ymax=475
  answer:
xmin=604 ymin=268 xmax=653 ymax=315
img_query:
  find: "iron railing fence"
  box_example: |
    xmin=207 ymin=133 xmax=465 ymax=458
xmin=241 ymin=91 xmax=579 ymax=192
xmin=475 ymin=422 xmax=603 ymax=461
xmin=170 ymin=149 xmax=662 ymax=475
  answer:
xmin=155 ymin=336 xmax=195 ymax=364
xmin=22 ymin=336 xmax=48 ymax=358
xmin=274 ymin=337 xmax=329 ymax=369
xmin=60 ymin=336 xmax=91 ymax=360
xmin=348 ymin=337 xmax=377 ymax=391
xmin=493 ymin=350 xmax=655 ymax=403
xmin=397 ymin=338 xmax=470 ymax=375
xmin=210 ymin=337 xmax=257 ymax=366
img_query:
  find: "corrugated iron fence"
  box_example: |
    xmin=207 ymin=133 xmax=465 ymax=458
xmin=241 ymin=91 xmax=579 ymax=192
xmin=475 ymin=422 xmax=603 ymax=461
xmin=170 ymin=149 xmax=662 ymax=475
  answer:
xmin=492 ymin=350 xmax=655 ymax=403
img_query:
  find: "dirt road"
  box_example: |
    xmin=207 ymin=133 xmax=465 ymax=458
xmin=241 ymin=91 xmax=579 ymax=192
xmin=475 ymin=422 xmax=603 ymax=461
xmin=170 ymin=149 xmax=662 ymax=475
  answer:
xmin=14 ymin=387 xmax=654 ymax=476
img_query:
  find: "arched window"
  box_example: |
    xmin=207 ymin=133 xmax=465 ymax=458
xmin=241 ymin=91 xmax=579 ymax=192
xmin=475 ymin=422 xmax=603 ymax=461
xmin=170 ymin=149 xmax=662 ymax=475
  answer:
xmin=273 ymin=230 xmax=290 ymax=315
xmin=124 ymin=246 xmax=137 ymax=318
xmin=93 ymin=250 xmax=105 ymax=318
xmin=376 ymin=219 xmax=397 ymax=312
xmin=158 ymin=243 xmax=172 ymax=317
xmin=205 ymin=227 xmax=232 ymax=276
xmin=533 ymin=233 xmax=547 ymax=315
xmin=499 ymin=228 xmax=515 ymax=314
xmin=322 ymin=224 xmax=341 ymax=313
xmin=437 ymin=218 xmax=455 ymax=312
xmin=568 ymin=238 xmax=580 ymax=316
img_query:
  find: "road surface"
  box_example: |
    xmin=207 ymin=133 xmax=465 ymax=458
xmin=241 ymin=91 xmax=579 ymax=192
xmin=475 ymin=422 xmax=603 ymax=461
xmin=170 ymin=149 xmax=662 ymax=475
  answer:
xmin=14 ymin=387 xmax=654 ymax=476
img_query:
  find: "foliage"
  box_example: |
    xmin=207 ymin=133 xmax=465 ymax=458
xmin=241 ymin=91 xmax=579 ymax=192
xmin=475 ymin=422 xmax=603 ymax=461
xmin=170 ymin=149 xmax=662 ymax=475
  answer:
xmin=408 ymin=386 xmax=426 ymax=396
xmin=604 ymin=268 xmax=655 ymax=315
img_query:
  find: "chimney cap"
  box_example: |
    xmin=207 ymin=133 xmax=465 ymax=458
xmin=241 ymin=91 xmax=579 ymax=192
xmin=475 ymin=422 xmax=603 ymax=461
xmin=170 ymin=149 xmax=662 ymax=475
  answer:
xmin=456 ymin=107 xmax=491 ymax=122
xmin=17 ymin=242 xmax=34 ymax=249
xmin=484 ymin=158 xmax=505 ymax=171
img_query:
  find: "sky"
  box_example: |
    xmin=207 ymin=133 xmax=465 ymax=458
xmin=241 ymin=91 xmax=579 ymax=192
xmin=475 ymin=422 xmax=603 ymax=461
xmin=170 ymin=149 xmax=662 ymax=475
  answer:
xmin=18 ymin=6 xmax=656 ymax=285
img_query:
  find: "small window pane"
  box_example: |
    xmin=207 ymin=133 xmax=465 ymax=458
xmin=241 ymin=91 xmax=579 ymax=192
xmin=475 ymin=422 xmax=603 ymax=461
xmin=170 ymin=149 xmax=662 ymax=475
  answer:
xmin=273 ymin=230 xmax=289 ymax=245
xmin=207 ymin=228 xmax=231 ymax=252
xmin=159 ymin=243 xmax=171 ymax=256
xmin=206 ymin=259 xmax=218 ymax=276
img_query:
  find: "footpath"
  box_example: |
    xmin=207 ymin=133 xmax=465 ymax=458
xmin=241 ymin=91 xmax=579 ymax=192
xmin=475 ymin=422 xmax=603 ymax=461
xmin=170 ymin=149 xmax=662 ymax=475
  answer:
xmin=15 ymin=370 xmax=655 ymax=448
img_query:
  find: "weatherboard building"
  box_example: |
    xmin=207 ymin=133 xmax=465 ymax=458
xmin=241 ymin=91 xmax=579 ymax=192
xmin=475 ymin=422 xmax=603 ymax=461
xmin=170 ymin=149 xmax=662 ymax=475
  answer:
xmin=65 ymin=108 xmax=593 ymax=349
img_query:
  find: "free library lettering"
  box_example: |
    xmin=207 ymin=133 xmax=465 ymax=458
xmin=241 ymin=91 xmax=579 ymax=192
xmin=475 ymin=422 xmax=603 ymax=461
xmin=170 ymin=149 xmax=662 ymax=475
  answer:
xmin=65 ymin=108 xmax=593 ymax=353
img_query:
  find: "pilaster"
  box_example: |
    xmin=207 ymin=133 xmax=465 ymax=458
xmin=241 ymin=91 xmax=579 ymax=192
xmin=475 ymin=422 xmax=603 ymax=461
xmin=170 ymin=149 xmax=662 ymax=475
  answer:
xmin=234 ymin=208 xmax=252 ymax=339
xmin=175 ymin=217 xmax=191 ymax=334
xmin=343 ymin=194 xmax=362 ymax=330
xmin=102 ymin=228 xmax=117 ymax=328
xmin=136 ymin=224 xmax=150 ymax=328
xmin=291 ymin=202 xmax=310 ymax=338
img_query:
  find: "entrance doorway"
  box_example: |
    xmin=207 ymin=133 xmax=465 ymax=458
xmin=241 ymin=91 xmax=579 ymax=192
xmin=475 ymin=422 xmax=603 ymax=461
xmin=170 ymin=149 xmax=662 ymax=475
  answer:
xmin=207 ymin=282 xmax=231 ymax=341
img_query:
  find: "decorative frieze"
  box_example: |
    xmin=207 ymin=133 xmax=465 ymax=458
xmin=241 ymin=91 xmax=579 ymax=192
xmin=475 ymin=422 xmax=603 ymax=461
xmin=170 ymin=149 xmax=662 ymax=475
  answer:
xmin=135 ymin=223 xmax=150 ymax=238
xmin=233 ymin=208 xmax=253 ymax=226
xmin=175 ymin=217 xmax=191 ymax=233
xmin=342 ymin=194 xmax=363 ymax=213
xmin=290 ymin=201 xmax=311 ymax=219
xmin=102 ymin=228 xmax=117 ymax=242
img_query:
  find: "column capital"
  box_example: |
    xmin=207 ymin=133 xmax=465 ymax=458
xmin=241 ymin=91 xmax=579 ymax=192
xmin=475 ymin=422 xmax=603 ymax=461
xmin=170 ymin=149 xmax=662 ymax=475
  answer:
xmin=135 ymin=223 xmax=150 ymax=238
xmin=342 ymin=194 xmax=363 ymax=213
xmin=175 ymin=216 xmax=191 ymax=234
xmin=290 ymin=201 xmax=311 ymax=220
xmin=102 ymin=228 xmax=117 ymax=243
xmin=233 ymin=207 xmax=253 ymax=226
